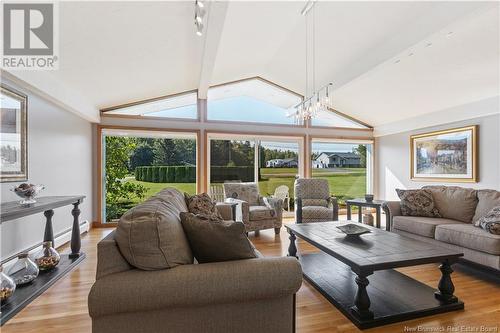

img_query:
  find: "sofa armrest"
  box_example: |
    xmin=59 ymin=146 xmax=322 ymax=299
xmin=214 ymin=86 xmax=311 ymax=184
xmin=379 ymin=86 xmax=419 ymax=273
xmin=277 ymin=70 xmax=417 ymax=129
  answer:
xmin=95 ymin=231 xmax=132 ymax=280
xmin=225 ymin=198 xmax=249 ymax=222
xmin=382 ymin=201 xmax=402 ymax=231
xmin=295 ymin=198 xmax=303 ymax=223
xmin=328 ymin=196 xmax=339 ymax=221
xmin=89 ymin=256 xmax=302 ymax=318
xmin=263 ymin=196 xmax=283 ymax=223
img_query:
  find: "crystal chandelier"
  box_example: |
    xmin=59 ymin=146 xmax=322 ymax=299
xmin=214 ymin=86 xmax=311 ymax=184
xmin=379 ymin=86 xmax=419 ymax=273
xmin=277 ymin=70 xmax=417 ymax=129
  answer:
xmin=293 ymin=83 xmax=333 ymax=121
xmin=288 ymin=1 xmax=334 ymax=123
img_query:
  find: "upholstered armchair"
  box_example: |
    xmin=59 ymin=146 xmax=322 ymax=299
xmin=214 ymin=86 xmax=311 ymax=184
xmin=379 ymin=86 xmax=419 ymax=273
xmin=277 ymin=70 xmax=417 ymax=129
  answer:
xmin=294 ymin=178 xmax=339 ymax=223
xmin=223 ymin=182 xmax=283 ymax=235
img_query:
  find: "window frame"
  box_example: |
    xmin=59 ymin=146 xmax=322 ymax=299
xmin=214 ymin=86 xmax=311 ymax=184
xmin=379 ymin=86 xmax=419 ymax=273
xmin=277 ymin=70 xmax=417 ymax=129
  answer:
xmin=205 ymin=77 xmax=306 ymax=128
xmin=100 ymin=89 xmax=201 ymax=122
xmin=96 ymin=125 xmax=201 ymax=225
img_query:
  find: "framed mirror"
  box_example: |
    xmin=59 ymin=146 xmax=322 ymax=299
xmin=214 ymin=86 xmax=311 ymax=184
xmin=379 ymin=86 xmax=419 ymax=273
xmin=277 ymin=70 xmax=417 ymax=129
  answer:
xmin=1 ymin=84 xmax=28 ymax=182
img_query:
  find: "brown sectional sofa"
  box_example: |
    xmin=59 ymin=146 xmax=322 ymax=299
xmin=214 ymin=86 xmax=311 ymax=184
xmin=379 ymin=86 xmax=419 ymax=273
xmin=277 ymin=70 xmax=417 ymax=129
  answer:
xmin=88 ymin=188 xmax=302 ymax=333
xmin=384 ymin=186 xmax=500 ymax=271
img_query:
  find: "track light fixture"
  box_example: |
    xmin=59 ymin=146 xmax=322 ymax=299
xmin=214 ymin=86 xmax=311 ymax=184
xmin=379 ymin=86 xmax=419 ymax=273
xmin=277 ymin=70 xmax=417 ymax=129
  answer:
xmin=194 ymin=1 xmax=205 ymax=36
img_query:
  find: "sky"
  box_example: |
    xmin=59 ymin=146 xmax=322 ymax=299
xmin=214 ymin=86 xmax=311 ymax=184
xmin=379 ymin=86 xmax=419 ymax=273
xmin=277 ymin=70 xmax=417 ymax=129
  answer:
xmin=143 ymin=96 xmax=363 ymax=129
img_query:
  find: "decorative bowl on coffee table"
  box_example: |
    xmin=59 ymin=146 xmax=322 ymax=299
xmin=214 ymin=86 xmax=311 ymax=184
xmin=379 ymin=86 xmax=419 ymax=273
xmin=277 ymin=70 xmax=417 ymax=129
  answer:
xmin=336 ymin=224 xmax=371 ymax=237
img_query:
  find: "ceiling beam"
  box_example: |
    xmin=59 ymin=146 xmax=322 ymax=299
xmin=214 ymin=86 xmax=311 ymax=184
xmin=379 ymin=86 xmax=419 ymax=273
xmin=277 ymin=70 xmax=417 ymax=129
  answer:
xmin=197 ymin=1 xmax=229 ymax=99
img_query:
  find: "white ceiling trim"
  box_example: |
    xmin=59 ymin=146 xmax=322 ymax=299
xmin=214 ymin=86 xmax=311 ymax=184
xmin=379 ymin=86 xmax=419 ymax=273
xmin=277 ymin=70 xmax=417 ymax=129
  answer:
xmin=198 ymin=1 xmax=229 ymax=99
xmin=2 ymin=70 xmax=100 ymax=123
xmin=373 ymin=96 xmax=500 ymax=137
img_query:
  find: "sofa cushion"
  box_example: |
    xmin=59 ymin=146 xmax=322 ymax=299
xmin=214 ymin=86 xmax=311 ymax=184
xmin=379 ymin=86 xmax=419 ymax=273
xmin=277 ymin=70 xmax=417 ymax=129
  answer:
xmin=180 ymin=212 xmax=257 ymax=263
xmin=302 ymin=206 xmax=333 ymax=220
xmin=435 ymin=223 xmax=500 ymax=255
xmin=184 ymin=192 xmax=223 ymax=221
xmin=392 ymin=216 xmax=459 ymax=238
xmin=249 ymin=206 xmax=275 ymax=221
xmin=223 ymin=183 xmax=260 ymax=205
xmin=116 ymin=188 xmax=194 ymax=270
xmin=302 ymin=199 xmax=329 ymax=207
xmin=473 ymin=189 xmax=500 ymax=223
xmin=396 ymin=189 xmax=440 ymax=217
xmin=477 ymin=206 xmax=500 ymax=235
xmin=423 ymin=186 xmax=478 ymax=223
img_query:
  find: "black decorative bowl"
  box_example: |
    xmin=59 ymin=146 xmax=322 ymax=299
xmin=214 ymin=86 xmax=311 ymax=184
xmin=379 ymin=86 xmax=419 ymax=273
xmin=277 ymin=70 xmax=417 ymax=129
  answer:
xmin=336 ymin=224 xmax=371 ymax=237
xmin=365 ymin=194 xmax=374 ymax=202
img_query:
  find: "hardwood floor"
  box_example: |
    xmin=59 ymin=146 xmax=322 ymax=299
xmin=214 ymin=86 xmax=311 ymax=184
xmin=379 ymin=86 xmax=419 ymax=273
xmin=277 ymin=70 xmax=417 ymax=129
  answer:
xmin=2 ymin=224 xmax=499 ymax=333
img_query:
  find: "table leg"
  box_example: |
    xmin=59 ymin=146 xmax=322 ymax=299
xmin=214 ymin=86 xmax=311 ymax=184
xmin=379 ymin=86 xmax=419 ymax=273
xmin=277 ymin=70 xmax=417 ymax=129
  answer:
xmin=358 ymin=205 xmax=363 ymax=223
xmin=347 ymin=203 xmax=352 ymax=220
xmin=43 ymin=209 xmax=55 ymax=246
xmin=385 ymin=207 xmax=391 ymax=231
xmin=288 ymin=231 xmax=298 ymax=258
xmin=350 ymin=274 xmax=374 ymax=320
xmin=435 ymin=260 xmax=458 ymax=304
xmin=375 ymin=207 xmax=381 ymax=229
xmin=69 ymin=202 xmax=82 ymax=258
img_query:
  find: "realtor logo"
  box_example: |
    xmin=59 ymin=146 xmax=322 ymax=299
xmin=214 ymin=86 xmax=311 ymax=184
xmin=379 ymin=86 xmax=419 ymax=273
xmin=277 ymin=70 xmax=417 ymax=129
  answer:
xmin=1 ymin=2 xmax=59 ymax=70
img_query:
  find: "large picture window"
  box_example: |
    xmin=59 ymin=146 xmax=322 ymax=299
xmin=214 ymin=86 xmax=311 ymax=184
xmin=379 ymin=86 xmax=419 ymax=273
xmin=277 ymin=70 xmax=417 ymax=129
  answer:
xmin=311 ymin=140 xmax=373 ymax=205
xmin=101 ymin=128 xmax=197 ymax=222
xmin=207 ymin=134 xmax=303 ymax=209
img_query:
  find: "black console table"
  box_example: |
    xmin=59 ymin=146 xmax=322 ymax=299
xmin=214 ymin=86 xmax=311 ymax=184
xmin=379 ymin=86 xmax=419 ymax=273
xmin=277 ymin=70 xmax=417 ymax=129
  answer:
xmin=0 ymin=196 xmax=86 ymax=325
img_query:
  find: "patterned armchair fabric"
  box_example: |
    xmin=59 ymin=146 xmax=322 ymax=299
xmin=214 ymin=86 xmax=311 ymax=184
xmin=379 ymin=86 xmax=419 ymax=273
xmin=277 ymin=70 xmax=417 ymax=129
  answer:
xmin=223 ymin=182 xmax=283 ymax=234
xmin=294 ymin=178 xmax=339 ymax=223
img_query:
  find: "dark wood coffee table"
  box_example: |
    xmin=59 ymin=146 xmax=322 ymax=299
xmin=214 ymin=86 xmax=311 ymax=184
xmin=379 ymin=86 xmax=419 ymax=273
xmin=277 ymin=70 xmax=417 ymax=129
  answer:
xmin=286 ymin=221 xmax=464 ymax=329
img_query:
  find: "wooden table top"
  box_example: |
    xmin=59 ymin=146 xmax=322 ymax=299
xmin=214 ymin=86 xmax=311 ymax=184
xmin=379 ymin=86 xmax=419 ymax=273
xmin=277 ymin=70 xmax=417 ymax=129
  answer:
xmin=1 ymin=196 xmax=85 ymax=222
xmin=286 ymin=221 xmax=463 ymax=275
xmin=345 ymin=198 xmax=386 ymax=206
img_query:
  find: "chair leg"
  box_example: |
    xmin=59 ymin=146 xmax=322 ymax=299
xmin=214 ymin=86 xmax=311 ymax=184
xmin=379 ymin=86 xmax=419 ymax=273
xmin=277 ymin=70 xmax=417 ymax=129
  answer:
xmin=274 ymin=227 xmax=281 ymax=235
xmin=255 ymin=230 xmax=260 ymax=236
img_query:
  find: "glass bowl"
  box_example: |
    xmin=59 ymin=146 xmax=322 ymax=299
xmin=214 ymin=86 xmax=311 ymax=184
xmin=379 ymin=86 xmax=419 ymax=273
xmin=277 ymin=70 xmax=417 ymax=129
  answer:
xmin=1 ymin=266 xmax=16 ymax=303
xmin=11 ymin=184 xmax=45 ymax=205
xmin=7 ymin=253 xmax=39 ymax=286
xmin=33 ymin=241 xmax=60 ymax=271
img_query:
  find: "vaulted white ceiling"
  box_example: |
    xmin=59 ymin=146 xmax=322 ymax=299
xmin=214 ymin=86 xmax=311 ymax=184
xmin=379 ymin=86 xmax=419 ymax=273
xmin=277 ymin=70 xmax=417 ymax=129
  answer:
xmin=5 ymin=1 xmax=499 ymax=130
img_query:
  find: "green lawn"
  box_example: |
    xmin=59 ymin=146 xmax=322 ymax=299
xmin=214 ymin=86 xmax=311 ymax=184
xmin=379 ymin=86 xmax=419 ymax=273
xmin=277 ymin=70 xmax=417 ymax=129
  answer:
xmin=107 ymin=179 xmax=196 ymax=221
xmin=259 ymin=168 xmax=366 ymax=205
xmin=128 ymin=179 xmax=196 ymax=198
xmin=108 ymin=169 xmax=365 ymax=221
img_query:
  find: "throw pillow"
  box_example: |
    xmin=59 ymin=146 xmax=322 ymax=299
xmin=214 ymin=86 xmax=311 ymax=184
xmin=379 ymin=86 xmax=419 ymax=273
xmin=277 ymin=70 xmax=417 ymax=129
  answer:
xmin=477 ymin=206 xmax=500 ymax=235
xmin=396 ymin=189 xmax=441 ymax=218
xmin=180 ymin=212 xmax=257 ymax=263
xmin=116 ymin=190 xmax=194 ymax=270
xmin=184 ymin=192 xmax=223 ymax=221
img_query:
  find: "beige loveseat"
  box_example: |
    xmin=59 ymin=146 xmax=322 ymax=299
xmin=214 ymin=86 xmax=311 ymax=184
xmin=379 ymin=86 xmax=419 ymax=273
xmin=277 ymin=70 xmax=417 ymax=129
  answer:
xmin=88 ymin=188 xmax=302 ymax=333
xmin=384 ymin=186 xmax=500 ymax=271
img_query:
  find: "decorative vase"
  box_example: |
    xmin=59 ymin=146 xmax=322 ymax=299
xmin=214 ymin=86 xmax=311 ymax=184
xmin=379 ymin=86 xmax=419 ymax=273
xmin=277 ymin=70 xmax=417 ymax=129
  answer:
xmin=11 ymin=183 xmax=45 ymax=205
xmin=33 ymin=241 xmax=60 ymax=271
xmin=1 ymin=266 xmax=16 ymax=303
xmin=363 ymin=210 xmax=374 ymax=226
xmin=7 ymin=253 xmax=39 ymax=286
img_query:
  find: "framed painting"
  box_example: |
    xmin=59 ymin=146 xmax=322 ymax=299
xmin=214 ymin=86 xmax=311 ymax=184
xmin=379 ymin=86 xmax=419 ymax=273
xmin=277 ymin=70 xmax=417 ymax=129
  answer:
xmin=1 ymin=84 xmax=28 ymax=182
xmin=410 ymin=125 xmax=477 ymax=182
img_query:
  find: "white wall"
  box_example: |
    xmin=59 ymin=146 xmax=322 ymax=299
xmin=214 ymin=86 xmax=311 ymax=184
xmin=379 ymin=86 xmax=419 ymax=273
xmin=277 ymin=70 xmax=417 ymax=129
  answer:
xmin=375 ymin=113 xmax=500 ymax=201
xmin=1 ymin=79 xmax=93 ymax=261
